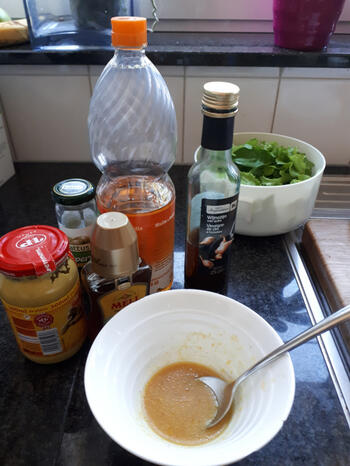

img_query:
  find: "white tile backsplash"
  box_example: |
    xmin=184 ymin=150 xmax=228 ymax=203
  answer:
xmin=273 ymin=77 xmax=350 ymax=165
xmin=0 ymin=65 xmax=89 ymax=76
xmin=158 ymin=66 xmax=185 ymax=77
xmin=281 ymin=67 xmax=350 ymax=79
xmin=186 ymin=66 xmax=280 ymax=78
xmin=0 ymin=64 xmax=349 ymax=166
xmin=0 ymin=74 xmax=91 ymax=162
xmin=88 ymin=65 xmax=104 ymax=88
xmin=0 ymin=108 xmax=15 ymax=186
xmin=183 ymin=76 xmax=279 ymax=163
xmin=163 ymin=76 xmax=184 ymax=163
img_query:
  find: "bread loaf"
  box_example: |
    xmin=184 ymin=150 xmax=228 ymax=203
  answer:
xmin=0 ymin=19 xmax=28 ymax=47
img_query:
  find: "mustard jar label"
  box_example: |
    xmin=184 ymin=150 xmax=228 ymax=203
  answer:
xmin=2 ymin=278 xmax=86 ymax=358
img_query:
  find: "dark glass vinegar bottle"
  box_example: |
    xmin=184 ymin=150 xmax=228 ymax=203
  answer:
xmin=185 ymin=82 xmax=240 ymax=294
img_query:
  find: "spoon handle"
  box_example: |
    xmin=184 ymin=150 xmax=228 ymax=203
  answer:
xmin=236 ymin=303 xmax=350 ymax=385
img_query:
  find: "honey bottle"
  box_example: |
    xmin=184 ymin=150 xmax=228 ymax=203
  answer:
xmin=81 ymin=212 xmax=151 ymax=340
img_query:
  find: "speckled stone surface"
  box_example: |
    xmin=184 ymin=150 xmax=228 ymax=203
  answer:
xmin=0 ymin=163 xmax=349 ymax=466
xmin=1 ymin=32 xmax=350 ymax=67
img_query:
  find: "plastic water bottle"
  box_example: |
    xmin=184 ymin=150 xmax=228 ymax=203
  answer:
xmin=88 ymin=17 xmax=177 ymax=294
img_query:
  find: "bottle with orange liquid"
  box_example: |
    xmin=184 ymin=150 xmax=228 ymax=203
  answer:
xmin=88 ymin=17 xmax=177 ymax=293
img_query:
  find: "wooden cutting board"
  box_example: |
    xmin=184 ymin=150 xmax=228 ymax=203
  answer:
xmin=302 ymin=219 xmax=350 ymax=310
xmin=302 ymin=219 xmax=350 ymax=344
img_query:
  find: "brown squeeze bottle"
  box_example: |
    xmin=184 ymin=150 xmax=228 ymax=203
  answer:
xmin=185 ymin=82 xmax=241 ymax=294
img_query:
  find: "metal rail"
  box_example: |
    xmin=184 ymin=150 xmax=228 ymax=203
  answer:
xmin=284 ymin=231 xmax=350 ymax=428
xmin=313 ymin=175 xmax=350 ymax=219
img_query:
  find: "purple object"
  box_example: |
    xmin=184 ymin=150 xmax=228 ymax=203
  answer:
xmin=273 ymin=0 xmax=346 ymax=51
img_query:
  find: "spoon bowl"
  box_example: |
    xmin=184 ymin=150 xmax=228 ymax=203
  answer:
xmin=199 ymin=303 xmax=350 ymax=427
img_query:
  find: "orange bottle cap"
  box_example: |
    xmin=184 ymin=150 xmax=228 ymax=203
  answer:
xmin=111 ymin=16 xmax=147 ymax=48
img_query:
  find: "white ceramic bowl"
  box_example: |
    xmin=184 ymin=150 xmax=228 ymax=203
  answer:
xmin=85 ymin=290 xmax=295 ymax=466
xmin=233 ymin=132 xmax=326 ymax=236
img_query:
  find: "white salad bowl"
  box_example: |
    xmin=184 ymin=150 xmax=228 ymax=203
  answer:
xmin=84 ymin=289 xmax=295 ymax=466
xmin=233 ymin=132 xmax=326 ymax=236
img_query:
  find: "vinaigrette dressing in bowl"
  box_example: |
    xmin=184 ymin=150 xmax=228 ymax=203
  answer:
xmin=143 ymin=361 xmax=232 ymax=445
xmin=84 ymin=289 xmax=295 ymax=466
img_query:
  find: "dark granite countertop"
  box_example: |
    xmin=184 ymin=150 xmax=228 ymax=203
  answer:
xmin=0 ymin=163 xmax=349 ymax=466
xmin=1 ymin=32 xmax=350 ymax=67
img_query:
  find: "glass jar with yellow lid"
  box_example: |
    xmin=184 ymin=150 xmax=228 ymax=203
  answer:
xmin=0 ymin=225 xmax=87 ymax=364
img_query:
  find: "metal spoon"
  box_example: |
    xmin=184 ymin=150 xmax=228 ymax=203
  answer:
xmin=199 ymin=303 xmax=350 ymax=428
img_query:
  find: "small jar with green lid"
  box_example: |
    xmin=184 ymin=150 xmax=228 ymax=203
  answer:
xmin=52 ymin=178 xmax=98 ymax=270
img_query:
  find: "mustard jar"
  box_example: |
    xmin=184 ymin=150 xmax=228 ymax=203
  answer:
xmin=0 ymin=225 xmax=87 ymax=364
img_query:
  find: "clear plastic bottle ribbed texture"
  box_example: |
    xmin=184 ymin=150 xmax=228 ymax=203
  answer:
xmin=88 ymin=17 xmax=177 ymax=294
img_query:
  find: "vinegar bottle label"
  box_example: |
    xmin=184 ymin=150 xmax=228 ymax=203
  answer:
xmin=198 ymin=194 xmax=238 ymax=275
xmin=185 ymin=193 xmax=238 ymax=292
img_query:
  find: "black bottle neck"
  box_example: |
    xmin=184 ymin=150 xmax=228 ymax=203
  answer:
xmin=201 ymin=115 xmax=235 ymax=151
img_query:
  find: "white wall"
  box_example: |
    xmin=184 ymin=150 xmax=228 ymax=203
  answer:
xmin=136 ymin=0 xmax=350 ymax=21
xmin=1 ymin=0 xmax=24 ymax=18
xmin=0 ymin=65 xmax=349 ymax=166
xmin=4 ymin=0 xmax=350 ymax=30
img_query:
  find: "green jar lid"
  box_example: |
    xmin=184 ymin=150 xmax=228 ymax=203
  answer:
xmin=52 ymin=178 xmax=95 ymax=206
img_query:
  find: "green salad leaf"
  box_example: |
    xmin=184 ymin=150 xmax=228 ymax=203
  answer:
xmin=232 ymin=138 xmax=314 ymax=186
xmin=0 ymin=8 xmax=11 ymax=22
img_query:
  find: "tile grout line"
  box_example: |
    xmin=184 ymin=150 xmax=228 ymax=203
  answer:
xmin=181 ymin=68 xmax=187 ymax=163
xmin=270 ymin=67 xmax=282 ymax=133
xmin=87 ymin=65 xmax=93 ymax=96
xmin=0 ymin=97 xmax=18 ymax=162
